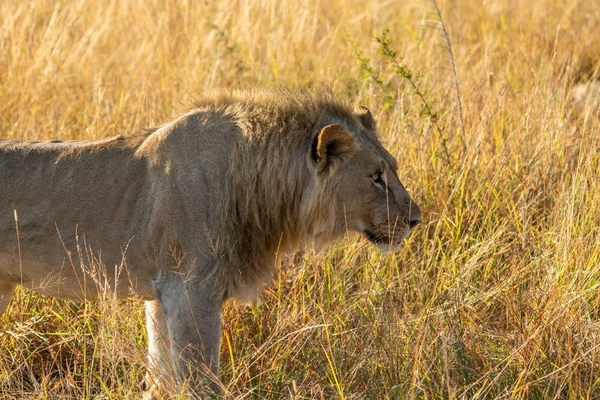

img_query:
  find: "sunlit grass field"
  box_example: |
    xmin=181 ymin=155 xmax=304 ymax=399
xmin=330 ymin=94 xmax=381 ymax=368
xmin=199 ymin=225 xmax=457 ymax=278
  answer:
xmin=1 ymin=0 xmax=600 ymax=398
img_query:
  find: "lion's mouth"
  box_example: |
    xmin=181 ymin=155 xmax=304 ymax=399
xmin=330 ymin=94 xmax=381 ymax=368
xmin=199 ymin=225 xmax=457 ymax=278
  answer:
xmin=363 ymin=227 xmax=412 ymax=248
xmin=363 ymin=230 xmax=402 ymax=253
xmin=364 ymin=230 xmax=393 ymax=245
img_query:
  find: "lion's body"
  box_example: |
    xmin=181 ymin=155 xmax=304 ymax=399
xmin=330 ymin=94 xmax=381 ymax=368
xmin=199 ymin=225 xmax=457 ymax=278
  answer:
xmin=0 ymin=88 xmax=420 ymax=398
xmin=0 ymin=135 xmax=155 ymax=300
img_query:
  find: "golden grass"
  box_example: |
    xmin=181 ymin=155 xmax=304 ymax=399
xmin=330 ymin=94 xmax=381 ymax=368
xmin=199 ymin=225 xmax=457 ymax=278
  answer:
xmin=1 ymin=0 xmax=600 ymax=398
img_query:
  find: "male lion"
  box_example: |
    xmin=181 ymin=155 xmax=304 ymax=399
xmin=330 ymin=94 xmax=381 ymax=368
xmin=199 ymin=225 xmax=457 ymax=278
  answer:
xmin=0 ymin=88 xmax=421 ymax=398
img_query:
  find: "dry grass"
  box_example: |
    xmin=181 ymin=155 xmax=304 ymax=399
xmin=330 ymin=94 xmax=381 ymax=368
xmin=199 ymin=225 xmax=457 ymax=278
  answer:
xmin=1 ymin=0 xmax=600 ymax=398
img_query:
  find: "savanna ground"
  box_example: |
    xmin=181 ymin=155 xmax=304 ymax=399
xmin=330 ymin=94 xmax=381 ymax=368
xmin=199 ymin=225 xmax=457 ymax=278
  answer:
xmin=1 ymin=0 xmax=600 ymax=398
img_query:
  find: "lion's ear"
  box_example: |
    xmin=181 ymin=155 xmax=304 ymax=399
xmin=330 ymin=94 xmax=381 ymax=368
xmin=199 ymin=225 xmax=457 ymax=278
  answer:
xmin=356 ymin=106 xmax=376 ymax=131
xmin=313 ymin=124 xmax=357 ymax=172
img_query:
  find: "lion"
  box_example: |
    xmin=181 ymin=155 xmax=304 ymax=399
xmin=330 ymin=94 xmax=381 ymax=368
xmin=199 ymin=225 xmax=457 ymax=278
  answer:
xmin=0 ymin=88 xmax=421 ymax=398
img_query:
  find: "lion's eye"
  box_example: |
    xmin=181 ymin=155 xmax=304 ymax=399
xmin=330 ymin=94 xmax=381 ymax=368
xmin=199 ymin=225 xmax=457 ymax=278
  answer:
xmin=371 ymin=172 xmax=384 ymax=185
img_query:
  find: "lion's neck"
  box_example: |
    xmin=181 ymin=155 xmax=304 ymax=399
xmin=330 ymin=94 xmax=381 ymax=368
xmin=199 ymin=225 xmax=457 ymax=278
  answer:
xmin=217 ymin=137 xmax=332 ymax=301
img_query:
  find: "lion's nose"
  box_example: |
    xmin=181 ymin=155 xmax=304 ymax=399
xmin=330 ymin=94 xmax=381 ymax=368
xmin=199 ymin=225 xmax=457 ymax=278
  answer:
xmin=409 ymin=217 xmax=420 ymax=229
xmin=404 ymin=216 xmax=420 ymax=229
xmin=407 ymin=200 xmax=421 ymax=229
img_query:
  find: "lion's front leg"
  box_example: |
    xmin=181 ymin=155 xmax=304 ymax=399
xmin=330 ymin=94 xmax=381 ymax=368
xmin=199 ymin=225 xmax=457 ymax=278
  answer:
xmin=142 ymin=300 xmax=177 ymax=399
xmin=153 ymin=273 xmax=223 ymax=398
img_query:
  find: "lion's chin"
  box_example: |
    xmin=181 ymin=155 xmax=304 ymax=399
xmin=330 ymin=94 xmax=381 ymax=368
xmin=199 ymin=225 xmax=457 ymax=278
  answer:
xmin=374 ymin=242 xmax=401 ymax=254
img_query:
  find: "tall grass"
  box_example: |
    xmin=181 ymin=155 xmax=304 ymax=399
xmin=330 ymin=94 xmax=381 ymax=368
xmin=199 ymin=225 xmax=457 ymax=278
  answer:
xmin=1 ymin=0 xmax=599 ymax=398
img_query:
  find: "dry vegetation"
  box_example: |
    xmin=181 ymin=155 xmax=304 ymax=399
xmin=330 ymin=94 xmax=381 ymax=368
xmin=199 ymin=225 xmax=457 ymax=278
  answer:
xmin=1 ymin=0 xmax=600 ymax=398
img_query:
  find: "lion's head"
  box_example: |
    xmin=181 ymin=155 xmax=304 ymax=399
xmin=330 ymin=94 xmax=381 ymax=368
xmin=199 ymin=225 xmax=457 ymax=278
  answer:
xmin=310 ymin=106 xmax=421 ymax=252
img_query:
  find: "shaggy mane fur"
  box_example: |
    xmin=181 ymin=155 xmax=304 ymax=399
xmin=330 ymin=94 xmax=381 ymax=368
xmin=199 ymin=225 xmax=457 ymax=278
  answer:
xmin=199 ymin=88 xmax=360 ymax=299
